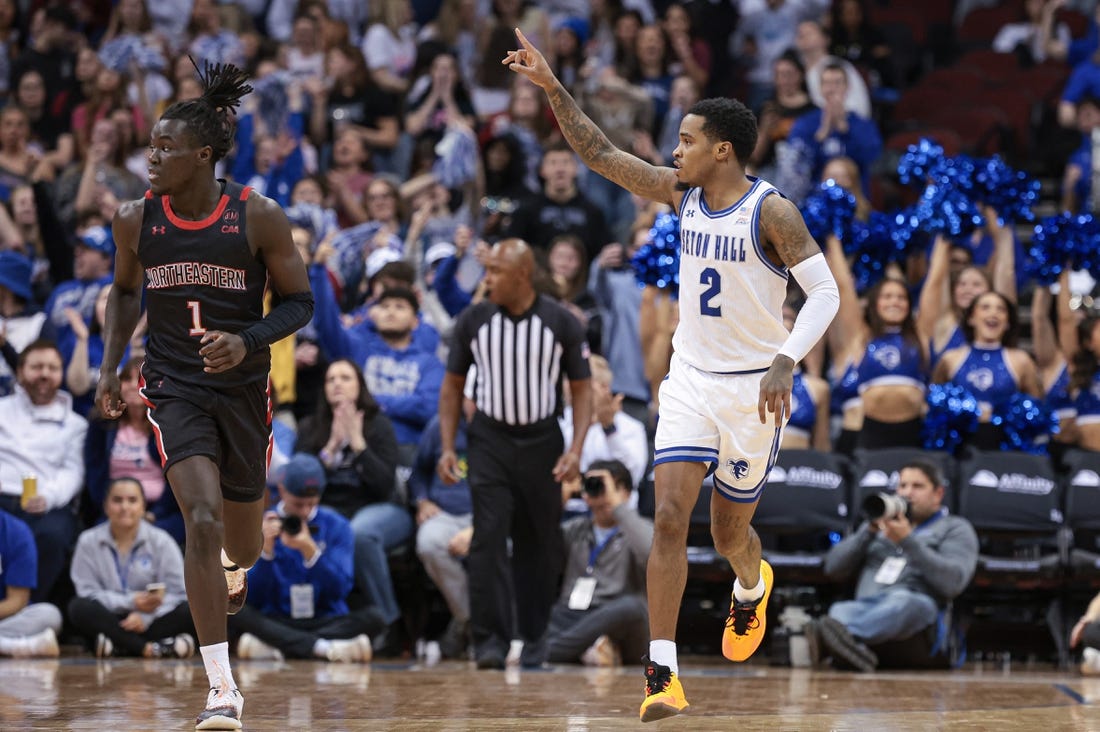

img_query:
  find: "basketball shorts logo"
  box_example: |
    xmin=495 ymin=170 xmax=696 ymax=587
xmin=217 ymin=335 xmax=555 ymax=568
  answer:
xmin=727 ymin=458 xmax=750 ymax=481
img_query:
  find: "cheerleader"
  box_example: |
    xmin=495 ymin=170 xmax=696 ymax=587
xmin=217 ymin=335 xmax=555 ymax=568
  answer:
xmin=824 ymin=234 xmax=928 ymax=450
xmin=933 ymin=291 xmax=1042 ymax=450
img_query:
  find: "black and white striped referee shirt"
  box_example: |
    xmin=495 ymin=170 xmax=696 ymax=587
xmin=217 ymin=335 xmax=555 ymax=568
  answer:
xmin=447 ymin=295 xmax=591 ymax=426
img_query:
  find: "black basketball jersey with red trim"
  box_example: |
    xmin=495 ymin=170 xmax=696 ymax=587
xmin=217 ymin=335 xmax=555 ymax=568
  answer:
xmin=138 ymin=179 xmax=270 ymax=387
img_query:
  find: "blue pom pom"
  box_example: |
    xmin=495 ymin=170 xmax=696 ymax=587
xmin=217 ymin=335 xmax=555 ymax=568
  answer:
xmin=896 ymin=143 xmax=1037 ymax=238
xmin=800 ymin=179 xmax=857 ymax=244
xmin=972 ymin=155 xmax=1040 ymax=224
xmin=990 ymin=393 xmax=1059 ymax=454
xmin=1025 ymin=213 xmax=1100 ymax=285
xmin=898 ymin=138 xmax=945 ymax=186
xmin=922 ymin=383 xmax=981 ymax=452
xmin=631 ymin=213 xmax=681 ymax=298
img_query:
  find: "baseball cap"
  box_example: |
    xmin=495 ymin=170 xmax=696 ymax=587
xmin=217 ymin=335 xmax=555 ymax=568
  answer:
xmin=78 ymin=226 xmax=115 ymax=257
xmin=365 ymin=247 xmax=402 ymax=280
xmin=277 ymin=453 xmax=327 ymax=497
xmin=0 ymin=251 xmax=32 ymax=301
xmin=425 ymin=242 xmax=456 ymax=268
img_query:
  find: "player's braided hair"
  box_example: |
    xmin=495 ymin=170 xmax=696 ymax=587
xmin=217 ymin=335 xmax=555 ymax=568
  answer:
xmin=161 ymin=58 xmax=252 ymax=163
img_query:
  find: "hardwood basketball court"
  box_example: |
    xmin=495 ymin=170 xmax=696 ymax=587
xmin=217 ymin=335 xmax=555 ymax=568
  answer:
xmin=6 ymin=656 xmax=1100 ymax=730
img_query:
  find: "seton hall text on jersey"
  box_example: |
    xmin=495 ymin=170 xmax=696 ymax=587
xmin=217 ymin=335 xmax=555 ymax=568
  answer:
xmin=145 ymin=261 xmax=247 ymax=291
xmin=680 ymin=229 xmax=746 ymax=262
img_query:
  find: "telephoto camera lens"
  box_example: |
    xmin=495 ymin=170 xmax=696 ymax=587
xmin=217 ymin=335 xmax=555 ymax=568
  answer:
xmin=861 ymin=492 xmax=910 ymax=521
xmin=282 ymin=514 xmax=303 ymax=535
xmin=582 ymin=475 xmax=606 ymax=498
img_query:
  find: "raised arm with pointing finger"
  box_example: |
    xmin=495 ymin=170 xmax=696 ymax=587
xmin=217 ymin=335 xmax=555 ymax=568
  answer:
xmin=506 ymin=27 xmax=840 ymax=724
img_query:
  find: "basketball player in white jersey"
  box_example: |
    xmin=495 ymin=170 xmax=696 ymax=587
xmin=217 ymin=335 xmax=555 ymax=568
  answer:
xmin=506 ymin=31 xmax=840 ymax=721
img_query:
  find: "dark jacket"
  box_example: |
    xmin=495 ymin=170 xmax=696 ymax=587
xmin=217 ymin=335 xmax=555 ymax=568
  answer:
xmin=297 ymin=411 xmax=400 ymax=520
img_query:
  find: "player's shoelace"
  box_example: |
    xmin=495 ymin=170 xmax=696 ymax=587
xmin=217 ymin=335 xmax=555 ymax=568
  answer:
xmin=726 ymin=600 xmax=761 ymax=636
xmin=644 ymin=663 xmax=672 ymax=696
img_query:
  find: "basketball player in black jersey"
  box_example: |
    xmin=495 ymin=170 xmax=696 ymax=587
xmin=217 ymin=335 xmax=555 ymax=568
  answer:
xmin=95 ymin=62 xmax=313 ymax=731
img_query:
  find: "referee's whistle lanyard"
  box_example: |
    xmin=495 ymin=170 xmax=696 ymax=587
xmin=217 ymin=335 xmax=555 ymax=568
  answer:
xmin=109 ymin=545 xmax=140 ymax=592
xmin=586 ymin=528 xmax=620 ymax=576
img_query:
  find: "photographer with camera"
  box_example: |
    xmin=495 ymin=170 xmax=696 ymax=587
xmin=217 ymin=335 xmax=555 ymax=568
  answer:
xmin=809 ymin=459 xmax=978 ymax=672
xmin=526 ymin=459 xmax=653 ymax=668
xmin=229 ymin=454 xmax=385 ymax=663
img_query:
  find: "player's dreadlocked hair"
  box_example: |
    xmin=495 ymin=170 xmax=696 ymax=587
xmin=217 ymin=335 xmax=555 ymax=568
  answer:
xmin=161 ymin=58 xmax=252 ymax=163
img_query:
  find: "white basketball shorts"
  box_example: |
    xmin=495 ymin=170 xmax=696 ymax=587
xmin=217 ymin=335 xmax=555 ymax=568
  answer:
xmin=653 ymin=353 xmax=785 ymax=503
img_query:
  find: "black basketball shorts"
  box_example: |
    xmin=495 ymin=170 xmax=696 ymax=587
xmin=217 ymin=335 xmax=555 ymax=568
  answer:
xmin=138 ymin=366 xmax=272 ymax=502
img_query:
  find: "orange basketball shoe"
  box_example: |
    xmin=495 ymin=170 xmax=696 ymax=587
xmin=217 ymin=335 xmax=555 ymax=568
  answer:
xmin=721 ymin=559 xmax=773 ymax=662
xmin=639 ymin=657 xmax=689 ymax=722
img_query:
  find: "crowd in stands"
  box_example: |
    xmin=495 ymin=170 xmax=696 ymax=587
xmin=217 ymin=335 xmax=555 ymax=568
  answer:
xmin=2 ymin=0 xmax=1100 ymax=673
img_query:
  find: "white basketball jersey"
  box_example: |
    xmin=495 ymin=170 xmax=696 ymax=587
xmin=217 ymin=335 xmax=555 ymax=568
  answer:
xmin=673 ymin=178 xmax=790 ymax=373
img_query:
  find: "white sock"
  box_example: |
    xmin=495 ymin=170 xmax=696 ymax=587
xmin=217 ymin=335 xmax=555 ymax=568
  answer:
xmin=734 ymin=575 xmax=765 ymax=603
xmin=221 ymin=548 xmax=253 ymax=572
xmin=649 ymin=639 xmax=678 ymax=675
xmin=200 ymin=642 xmax=237 ymax=691
xmin=313 ymin=639 xmax=332 ymax=658
xmin=0 ymin=636 xmax=17 ymax=654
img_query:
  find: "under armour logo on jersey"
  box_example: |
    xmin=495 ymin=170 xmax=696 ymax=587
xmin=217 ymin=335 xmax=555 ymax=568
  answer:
xmin=151 ymin=226 xmax=166 ymax=235
xmin=683 ymin=209 xmax=695 ymax=218
xmin=727 ymin=458 xmax=751 ymax=481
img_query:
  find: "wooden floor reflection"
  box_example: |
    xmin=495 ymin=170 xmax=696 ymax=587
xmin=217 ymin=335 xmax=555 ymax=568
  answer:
xmin=7 ymin=655 xmax=1100 ymax=731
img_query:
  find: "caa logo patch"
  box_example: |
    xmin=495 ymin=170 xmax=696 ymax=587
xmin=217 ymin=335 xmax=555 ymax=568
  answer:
xmin=727 ymin=458 xmax=750 ymax=481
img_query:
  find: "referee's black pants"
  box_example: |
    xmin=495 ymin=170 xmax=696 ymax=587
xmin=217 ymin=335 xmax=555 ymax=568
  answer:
xmin=466 ymin=414 xmax=564 ymax=660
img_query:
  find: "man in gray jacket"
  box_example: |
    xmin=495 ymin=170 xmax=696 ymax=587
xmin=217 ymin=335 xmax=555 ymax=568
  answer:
xmin=527 ymin=459 xmax=653 ymax=668
xmin=810 ymin=459 xmax=979 ymax=671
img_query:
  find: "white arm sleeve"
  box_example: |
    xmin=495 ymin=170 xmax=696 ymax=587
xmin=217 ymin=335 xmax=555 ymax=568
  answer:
xmin=778 ymin=252 xmax=840 ymax=363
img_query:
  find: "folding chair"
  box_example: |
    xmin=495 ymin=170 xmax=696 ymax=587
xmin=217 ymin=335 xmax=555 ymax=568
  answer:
xmin=954 ymin=450 xmax=1068 ymax=665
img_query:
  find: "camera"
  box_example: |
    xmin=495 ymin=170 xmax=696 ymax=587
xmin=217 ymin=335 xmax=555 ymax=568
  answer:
xmin=582 ymin=475 xmax=607 ymax=498
xmin=861 ymin=492 xmax=910 ymax=522
xmin=281 ymin=515 xmax=311 ymax=536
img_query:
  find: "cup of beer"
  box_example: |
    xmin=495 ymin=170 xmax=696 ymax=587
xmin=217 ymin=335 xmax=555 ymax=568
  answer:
xmin=146 ymin=582 xmax=166 ymax=599
xmin=20 ymin=474 xmax=37 ymax=509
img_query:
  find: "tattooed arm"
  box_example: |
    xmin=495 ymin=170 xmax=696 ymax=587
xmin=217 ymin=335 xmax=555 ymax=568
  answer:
xmin=759 ymin=193 xmax=823 ymax=269
xmin=504 ymin=29 xmax=681 ymax=209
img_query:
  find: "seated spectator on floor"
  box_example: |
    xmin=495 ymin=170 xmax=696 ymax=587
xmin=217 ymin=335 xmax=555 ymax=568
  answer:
xmin=67 ymin=478 xmax=194 ymax=659
xmin=786 ymin=61 xmax=882 ymax=203
xmin=1071 ymin=590 xmax=1100 ymax=675
xmin=293 ymin=359 xmax=407 ymax=652
xmin=84 ymin=358 xmax=183 ymax=545
xmin=527 ymin=459 xmax=652 ymax=668
xmin=809 ymin=460 xmax=978 ymax=672
xmin=0 ymin=507 xmax=62 ymax=658
xmin=0 ymin=340 xmax=87 ymax=603
xmin=230 ymin=454 xmax=383 ymax=663
xmin=409 ymin=404 xmax=475 ymax=660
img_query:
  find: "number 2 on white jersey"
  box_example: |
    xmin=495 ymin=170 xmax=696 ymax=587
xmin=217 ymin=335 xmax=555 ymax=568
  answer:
xmin=187 ymin=300 xmax=206 ymax=336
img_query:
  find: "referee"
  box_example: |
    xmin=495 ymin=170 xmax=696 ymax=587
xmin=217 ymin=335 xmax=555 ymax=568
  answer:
xmin=438 ymin=239 xmax=592 ymax=669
